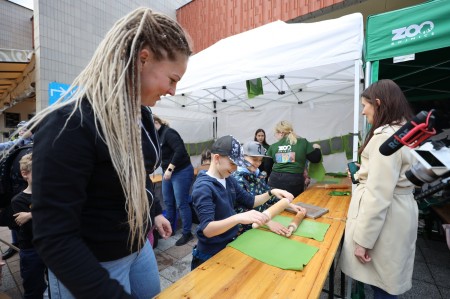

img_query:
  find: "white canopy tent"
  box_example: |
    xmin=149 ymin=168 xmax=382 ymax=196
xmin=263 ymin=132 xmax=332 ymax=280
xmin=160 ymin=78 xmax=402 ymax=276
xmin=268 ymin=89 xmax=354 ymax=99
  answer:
xmin=153 ymin=13 xmax=364 ymax=172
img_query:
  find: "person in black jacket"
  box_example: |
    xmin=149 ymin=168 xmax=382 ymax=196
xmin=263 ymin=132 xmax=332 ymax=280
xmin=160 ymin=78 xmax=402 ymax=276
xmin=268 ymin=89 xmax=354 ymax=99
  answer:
xmin=153 ymin=115 xmax=194 ymax=246
xmin=27 ymin=8 xmax=192 ymax=299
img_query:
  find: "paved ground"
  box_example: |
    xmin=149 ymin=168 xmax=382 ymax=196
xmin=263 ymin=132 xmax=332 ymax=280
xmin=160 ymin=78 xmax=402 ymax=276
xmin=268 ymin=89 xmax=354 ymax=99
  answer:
xmin=1 ymin=224 xmax=449 ymax=298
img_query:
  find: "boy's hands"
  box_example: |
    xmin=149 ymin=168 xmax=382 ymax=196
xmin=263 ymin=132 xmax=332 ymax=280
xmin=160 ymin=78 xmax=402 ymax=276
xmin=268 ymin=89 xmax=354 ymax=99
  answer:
xmin=271 ymin=189 xmax=294 ymax=202
xmin=236 ymin=210 xmax=269 ymax=226
xmin=287 ymin=204 xmax=307 ymax=216
xmin=267 ymin=221 xmax=290 ymax=236
xmin=13 ymin=212 xmax=32 ymax=226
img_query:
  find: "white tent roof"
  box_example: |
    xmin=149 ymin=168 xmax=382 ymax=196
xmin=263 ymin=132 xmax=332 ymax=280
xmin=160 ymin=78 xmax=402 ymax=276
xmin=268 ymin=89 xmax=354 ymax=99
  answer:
xmin=153 ymin=13 xmax=364 ymax=172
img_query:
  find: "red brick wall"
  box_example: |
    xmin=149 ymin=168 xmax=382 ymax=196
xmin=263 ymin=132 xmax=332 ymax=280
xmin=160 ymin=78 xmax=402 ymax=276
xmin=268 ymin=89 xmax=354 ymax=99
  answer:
xmin=177 ymin=0 xmax=343 ymax=53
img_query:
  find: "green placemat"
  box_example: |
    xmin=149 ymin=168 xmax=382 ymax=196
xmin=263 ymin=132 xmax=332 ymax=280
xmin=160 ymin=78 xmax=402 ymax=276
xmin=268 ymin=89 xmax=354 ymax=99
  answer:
xmin=266 ymin=215 xmax=330 ymax=241
xmin=329 ymin=190 xmax=351 ymax=196
xmin=316 ymin=178 xmax=341 ymax=184
xmin=228 ymin=229 xmax=318 ymax=270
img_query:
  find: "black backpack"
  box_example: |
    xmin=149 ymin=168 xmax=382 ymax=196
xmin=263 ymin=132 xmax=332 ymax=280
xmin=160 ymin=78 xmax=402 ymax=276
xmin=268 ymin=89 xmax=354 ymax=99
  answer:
xmin=0 ymin=143 xmax=33 ymax=208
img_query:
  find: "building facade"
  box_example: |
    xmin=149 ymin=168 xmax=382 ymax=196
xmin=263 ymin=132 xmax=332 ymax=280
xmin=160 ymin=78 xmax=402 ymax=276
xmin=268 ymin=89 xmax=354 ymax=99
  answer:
xmin=0 ymin=0 xmax=191 ymax=139
xmin=0 ymin=0 xmax=426 ymax=140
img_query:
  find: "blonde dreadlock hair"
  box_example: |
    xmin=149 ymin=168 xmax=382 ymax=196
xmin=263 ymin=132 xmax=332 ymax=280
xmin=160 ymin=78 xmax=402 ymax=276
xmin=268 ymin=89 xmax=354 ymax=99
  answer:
xmin=25 ymin=7 xmax=192 ymax=250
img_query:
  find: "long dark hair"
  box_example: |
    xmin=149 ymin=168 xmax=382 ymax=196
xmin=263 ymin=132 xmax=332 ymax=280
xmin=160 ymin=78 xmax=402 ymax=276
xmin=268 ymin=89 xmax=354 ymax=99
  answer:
xmin=359 ymin=79 xmax=413 ymax=154
xmin=254 ymin=128 xmax=269 ymax=147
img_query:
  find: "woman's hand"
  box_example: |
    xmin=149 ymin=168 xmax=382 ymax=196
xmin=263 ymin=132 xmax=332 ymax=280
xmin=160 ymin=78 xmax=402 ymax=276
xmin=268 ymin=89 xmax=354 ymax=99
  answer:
xmin=347 ymin=162 xmax=360 ymax=179
xmin=354 ymin=243 xmax=371 ymax=264
xmin=163 ymin=170 xmax=172 ymax=180
xmin=154 ymin=214 xmax=172 ymax=239
xmin=303 ymin=169 xmax=311 ymax=189
xmin=14 ymin=212 xmax=32 ymax=226
xmin=267 ymin=221 xmax=289 ymax=236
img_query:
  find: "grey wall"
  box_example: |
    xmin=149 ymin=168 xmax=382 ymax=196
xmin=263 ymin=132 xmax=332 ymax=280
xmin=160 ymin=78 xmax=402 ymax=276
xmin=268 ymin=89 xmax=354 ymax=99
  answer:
xmin=0 ymin=0 xmax=33 ymax=50
xmin=34 ymin=0 xmax=190 ymax=111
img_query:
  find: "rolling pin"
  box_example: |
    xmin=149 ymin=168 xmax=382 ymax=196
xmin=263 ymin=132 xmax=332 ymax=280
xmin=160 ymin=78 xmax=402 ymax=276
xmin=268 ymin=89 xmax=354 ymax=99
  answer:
xmin=316 ymin=184 xmax=349 ymax=189
xmin=286 ymin=210 xmax=306 ymax=237
xmin=252 ymin=198 xmax=290 ymax=228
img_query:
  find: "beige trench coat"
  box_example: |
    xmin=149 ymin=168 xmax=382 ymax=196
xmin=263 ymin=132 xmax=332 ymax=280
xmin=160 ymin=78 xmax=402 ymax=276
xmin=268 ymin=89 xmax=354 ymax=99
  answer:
xmin=340 ymin=124 xmax=418 ymax=295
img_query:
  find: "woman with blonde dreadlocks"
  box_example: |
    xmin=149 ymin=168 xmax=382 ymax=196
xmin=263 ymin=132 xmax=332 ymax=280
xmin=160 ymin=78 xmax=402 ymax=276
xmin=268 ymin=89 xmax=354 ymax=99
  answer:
xmin=29 ymin=8 xmax=191 ymax=299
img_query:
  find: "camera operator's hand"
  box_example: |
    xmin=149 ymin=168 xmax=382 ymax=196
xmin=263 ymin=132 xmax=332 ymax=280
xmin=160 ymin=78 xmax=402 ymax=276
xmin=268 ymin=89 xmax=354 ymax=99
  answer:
xmin=354 ymin=243 xmax=371 ymax=264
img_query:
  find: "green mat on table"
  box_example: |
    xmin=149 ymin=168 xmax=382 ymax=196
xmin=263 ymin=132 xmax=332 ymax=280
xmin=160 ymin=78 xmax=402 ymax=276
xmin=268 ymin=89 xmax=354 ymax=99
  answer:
xmin=329 ymin=191 xmax=351 ymax=196
xmin=316 ymin=178 xmax=341 ymax=184
xmin=228 ymin=229 xmax=319 ymax=271
xmin=266 ymin=215 xmax=330 ymax=241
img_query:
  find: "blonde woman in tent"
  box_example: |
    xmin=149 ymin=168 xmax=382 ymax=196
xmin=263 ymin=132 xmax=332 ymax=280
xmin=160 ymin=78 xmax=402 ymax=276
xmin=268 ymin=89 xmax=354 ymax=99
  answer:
xmin=266 ymin=121 xmax=322 ymax=197
xmin=26 ymin=8 xmax=191 ymax=299
xmin=340 ymin=79 xmax=417 ymax=298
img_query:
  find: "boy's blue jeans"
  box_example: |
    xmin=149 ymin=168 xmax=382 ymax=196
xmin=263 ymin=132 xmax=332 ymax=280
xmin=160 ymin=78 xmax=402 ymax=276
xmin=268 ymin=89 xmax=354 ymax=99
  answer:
xmin=48 ymin=240 xmax=160 ymax=299
xmin=162 ymin=164 xmax=194 ymax=234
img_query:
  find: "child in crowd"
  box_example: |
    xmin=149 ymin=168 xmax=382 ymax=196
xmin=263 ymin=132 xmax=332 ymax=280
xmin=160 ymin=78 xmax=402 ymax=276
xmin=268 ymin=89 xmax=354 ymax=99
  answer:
xmin=253 ymin=128 xmax=271 ymax=180
xmin=11 ymin=153 xmax=47 ymax=298
xmin=232 ymin=141 xmax=306 ymax=235
xmin=197 ymin=148 xmax=211 ymax=172
xmin=191 ymin=135 xmax=294 ymax=270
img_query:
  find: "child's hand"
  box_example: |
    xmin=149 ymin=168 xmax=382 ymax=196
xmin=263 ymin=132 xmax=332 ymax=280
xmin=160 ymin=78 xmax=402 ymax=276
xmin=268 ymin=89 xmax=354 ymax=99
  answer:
xmin=287 ymin=204 xmax=307 ymax=216
xmin=13 ymin=212 xmax=31 ymax=226
xmin=237 ymin=210 xmax=269 ymax=226
xmin=267 ymin=221 xmax=289 ymax=236
xmin=271 ymin=189 xmax=294 ymax=202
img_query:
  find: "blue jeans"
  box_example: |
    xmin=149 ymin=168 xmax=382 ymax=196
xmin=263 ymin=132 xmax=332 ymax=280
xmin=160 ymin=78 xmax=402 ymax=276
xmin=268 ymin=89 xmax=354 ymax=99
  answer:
xmin=371 ymin=285 xmax=398 ymax=299
xmin=19 ymin=248 xmax=47 ymax=299
xmin=191 ymin=246 xmax=213 ymax=270
xmin=162 ymin=164 xmax=194 ymax=234
xmin=48 ymin=240 xmax=160 ymax=299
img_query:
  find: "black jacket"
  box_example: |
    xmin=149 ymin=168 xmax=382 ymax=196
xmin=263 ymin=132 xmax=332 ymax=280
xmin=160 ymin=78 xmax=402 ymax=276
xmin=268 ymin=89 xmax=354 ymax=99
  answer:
xmin=32 ymin=101 xmax=162 ymax=299
xmin=158 ymin=124 xmax=191 ymax=172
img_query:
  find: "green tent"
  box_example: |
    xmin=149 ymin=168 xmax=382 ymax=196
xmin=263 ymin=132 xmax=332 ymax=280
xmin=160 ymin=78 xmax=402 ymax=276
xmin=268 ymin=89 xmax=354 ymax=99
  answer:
xmin=365 ymin=0 xmax=450 ymax=104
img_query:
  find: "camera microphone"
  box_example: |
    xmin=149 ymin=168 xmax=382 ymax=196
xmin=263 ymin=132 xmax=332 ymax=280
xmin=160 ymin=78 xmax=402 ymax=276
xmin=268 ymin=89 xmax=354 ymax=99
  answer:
xmin=379 ymin=110 xmax=435 ymax=156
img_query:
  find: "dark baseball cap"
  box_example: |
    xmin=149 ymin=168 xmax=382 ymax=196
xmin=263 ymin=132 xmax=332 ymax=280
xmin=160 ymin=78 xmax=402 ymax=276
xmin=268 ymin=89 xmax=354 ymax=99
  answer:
xmin=211 ymin=135 xmax=250 ymax=167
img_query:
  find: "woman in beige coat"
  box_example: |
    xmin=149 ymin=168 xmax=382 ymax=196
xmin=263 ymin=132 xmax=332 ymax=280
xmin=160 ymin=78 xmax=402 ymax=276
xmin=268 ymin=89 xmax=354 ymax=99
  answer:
xmin=340 ymin=80 xmax=418 ymax=298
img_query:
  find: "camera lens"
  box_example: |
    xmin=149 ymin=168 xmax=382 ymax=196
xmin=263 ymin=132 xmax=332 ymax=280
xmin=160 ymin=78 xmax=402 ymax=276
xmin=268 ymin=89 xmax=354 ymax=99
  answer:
xmin=406 ymin=162 xmax=439 ymax=186
xmin=406 ymin=170 xmax=424 ymax=186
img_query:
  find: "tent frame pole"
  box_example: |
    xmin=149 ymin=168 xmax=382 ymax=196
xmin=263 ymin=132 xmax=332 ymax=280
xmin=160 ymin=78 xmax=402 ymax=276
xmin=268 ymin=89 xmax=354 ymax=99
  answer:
xmin=352 ymin=60 xmax=362 ymax=162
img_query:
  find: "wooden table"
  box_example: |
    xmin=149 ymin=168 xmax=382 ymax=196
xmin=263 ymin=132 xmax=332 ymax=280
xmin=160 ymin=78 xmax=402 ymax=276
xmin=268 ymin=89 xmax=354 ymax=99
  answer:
xmin=155 ymin=179 xmax=351 ymax=299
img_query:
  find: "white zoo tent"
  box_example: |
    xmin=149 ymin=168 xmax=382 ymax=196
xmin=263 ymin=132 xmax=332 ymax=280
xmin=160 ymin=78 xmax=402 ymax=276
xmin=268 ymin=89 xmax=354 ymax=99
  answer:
xmin=153 ymin=13 xmax=364 ymax=172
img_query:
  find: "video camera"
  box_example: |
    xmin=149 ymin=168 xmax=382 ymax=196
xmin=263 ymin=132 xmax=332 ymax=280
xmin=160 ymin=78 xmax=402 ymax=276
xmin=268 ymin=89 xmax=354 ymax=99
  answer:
xmin=379 ymin=110 xmax=450 ymax=201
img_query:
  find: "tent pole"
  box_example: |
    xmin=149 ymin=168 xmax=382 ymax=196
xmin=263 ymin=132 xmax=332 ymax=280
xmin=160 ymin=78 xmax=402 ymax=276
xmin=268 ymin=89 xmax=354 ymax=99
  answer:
xmin=352 ymin=60 xmax=362 ymax=162
xmin=365 ymin=61 xmax=371 ymax=88
xmin=213 ymin=116 xmax=218 ymax=140
xmin=362 ymin=61 xmax=372 ymax=139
